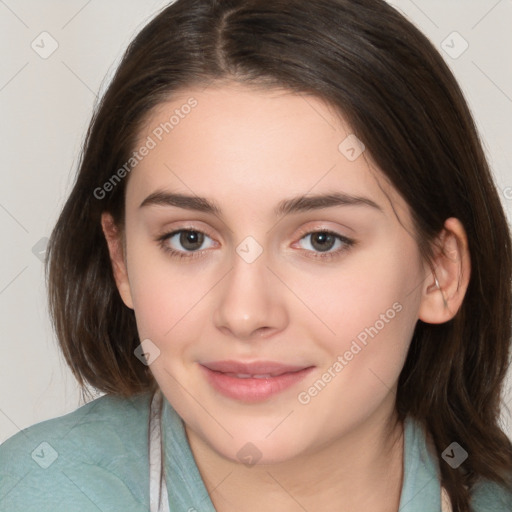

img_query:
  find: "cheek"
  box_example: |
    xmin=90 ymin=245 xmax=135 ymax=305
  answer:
xmin=124 ymin=240 xmax=226 ymax=374
xmin=128 ymin=267 xmax=208 ymax=343
xmin=123 ymin=233 xmax=196 ymax=340
xmin=293 ymin=275 xmax=420 ymax=439
xmin=293 ymin=237 xmax=423 ymax=409
xmin=291 ymin=235 xmax=422 ymax=346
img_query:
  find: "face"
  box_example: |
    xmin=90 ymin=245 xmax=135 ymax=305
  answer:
xmin=113 ymin=83 xmax=429 ymax=464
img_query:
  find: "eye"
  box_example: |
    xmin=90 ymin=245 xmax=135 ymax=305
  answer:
xmin=295 ymin=229 xmax=355 ymax=260
xmin=157 ymin=227 xmax=355 ymax=262
xmin=158 ymin=229 xmax=215 ymax=259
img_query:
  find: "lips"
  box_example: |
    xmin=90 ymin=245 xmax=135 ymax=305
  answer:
xmin=200 ymin=361 xmax=314 ymax=403
xmin=201 ymin=360 xmax=309 ymax=377
xmin=199 ymin=360 xmax=315 ymax=402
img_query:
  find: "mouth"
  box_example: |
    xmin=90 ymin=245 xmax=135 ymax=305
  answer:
xmin=201 ymin=360 xmax=310 ymax=375
xmin=221 ymin=373 xmax=287 ymax=379
xmin=199 ymin=360 xmax=315 ymax=402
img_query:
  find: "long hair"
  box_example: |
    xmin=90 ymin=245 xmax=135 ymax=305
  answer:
xmin=46 ymin=1 xmax=512 ymax=509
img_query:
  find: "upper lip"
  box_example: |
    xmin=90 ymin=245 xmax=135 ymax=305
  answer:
xmin=201 ymin=360 xmax=312 ymax=376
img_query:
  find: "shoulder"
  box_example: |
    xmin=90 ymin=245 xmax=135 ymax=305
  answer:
xmin=470 ymin=477 xmax=512 ymax=511
xmin=0 ymin=392 xmax=151 ymax=472
xmin=0 ymin=392 xmax=152 ymax=512
xmin=404 ymin=416 xmax=512 ymax=511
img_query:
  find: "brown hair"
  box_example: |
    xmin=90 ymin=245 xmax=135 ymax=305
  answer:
xmin=46 ymin=0 xmax=512 ymax=509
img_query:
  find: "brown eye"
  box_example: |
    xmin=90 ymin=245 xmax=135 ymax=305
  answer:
xmin=179 ymin=230 xmax=205 ymax=251
xmin=160 ymin=229 xmax=214 ymax=255
xmin=309 ymin=232 xmax=337 ymax=252
xmin=296 ymin=230 xmax=355 ymax=261
xmin=298 ymin=230 xmax=348 ymax=253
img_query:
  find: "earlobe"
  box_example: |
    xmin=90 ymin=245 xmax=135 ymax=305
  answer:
xmin=100 ymin=212 xmax=134 ymax=309
xmin=418 ymin=218 xmax=471 ymax=324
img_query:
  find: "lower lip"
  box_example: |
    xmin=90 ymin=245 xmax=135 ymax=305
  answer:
xmin=200 ymin=365 xmax=315 ymax=402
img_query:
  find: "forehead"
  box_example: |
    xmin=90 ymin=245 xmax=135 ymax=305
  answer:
xmin=127 ymin=83 xmax=410 ymax=224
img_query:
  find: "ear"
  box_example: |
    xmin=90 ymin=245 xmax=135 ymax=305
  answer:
xmin=418 ymin=217 xmax=471 ymax=324
xmin=101 ymin=212 xmax=134 ymax=309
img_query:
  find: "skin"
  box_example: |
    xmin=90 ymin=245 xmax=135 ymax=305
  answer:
xmin=102 ymin=82 xmax=470 ymax=512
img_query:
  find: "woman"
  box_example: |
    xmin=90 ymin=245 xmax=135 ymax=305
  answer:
xmin=1 ymin=1 xmax=511 ymax=510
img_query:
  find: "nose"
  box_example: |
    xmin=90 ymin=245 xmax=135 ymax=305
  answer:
xmin=212 ymin=246 xmax=289 ymax=341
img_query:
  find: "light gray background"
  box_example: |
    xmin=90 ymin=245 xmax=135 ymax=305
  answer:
xmin=1 ymin=0 xmax=511 ymax=444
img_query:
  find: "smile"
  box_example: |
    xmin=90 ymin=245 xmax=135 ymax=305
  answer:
xmin=199 ymin=362 xmax=315 ymax=402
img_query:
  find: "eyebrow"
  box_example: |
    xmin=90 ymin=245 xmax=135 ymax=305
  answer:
xmin=139 ymin=190 xmax=383 ymax=216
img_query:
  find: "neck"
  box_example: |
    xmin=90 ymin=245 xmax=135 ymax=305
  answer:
xmin=184 ymin=397 xmax=405 ymax=512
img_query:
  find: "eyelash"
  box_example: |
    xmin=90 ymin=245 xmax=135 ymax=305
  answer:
xmin=294 ymin=227 xmax=355 ymax=261
xmin=156 ymin=227 xmax=356 ymax=262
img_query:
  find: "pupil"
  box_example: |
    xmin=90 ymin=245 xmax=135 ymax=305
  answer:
xmin=180 ymin=230 xmax=203 ymax=250
xmin=312 ymin=232 xmax=334 ymax=252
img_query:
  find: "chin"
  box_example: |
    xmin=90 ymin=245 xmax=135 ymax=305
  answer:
xmin=212 ymin=433 xmax=306 ymax=467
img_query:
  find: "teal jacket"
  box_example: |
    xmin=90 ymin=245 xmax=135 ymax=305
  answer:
xmin=1 ymin=392 xmax=511 ymax=511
